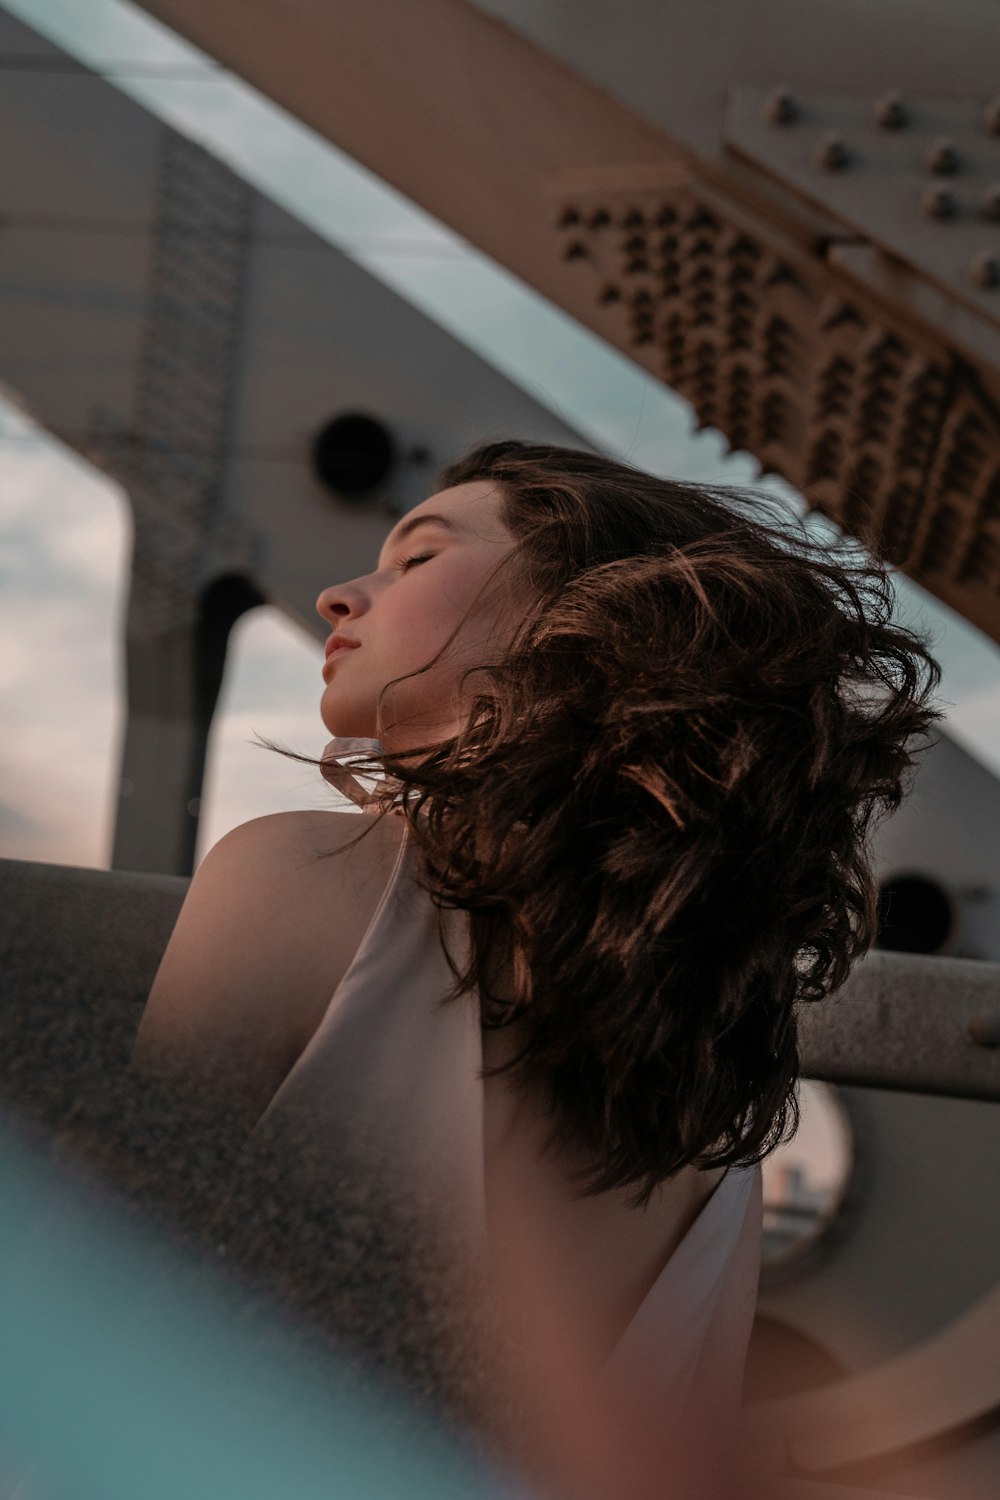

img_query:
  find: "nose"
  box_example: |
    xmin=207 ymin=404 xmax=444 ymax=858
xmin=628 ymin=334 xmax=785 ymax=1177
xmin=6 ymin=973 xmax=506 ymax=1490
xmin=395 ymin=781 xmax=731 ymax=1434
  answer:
xmin=315 ymin=579 xmax=367 ymax=624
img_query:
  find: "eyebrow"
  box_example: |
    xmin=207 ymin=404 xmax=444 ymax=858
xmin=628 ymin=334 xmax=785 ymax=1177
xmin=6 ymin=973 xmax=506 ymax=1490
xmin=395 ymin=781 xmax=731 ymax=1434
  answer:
xmin=379 ymin=511 xmax=463 ymax=561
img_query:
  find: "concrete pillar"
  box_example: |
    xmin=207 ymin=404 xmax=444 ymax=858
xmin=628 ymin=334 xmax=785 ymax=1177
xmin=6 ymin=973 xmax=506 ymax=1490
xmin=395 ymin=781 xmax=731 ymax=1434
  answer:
xmin=112 ymin=569 xmax=264 ymax=875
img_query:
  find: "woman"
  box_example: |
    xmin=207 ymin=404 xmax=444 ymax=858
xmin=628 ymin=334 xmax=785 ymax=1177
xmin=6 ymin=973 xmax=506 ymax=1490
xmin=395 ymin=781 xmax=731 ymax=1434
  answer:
xmin=127 ymin=438 xmax=940 ymax=1495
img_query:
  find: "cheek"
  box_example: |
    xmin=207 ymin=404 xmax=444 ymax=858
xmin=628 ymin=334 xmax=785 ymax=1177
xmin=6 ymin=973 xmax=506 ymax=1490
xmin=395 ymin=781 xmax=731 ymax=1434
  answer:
xmin=386 ymin=557 xmax=512 ymax=677
xmin=382 ymin=589 xmax=456 ymax=674
xmin=406 ymin=573 xmax=477 ymax=645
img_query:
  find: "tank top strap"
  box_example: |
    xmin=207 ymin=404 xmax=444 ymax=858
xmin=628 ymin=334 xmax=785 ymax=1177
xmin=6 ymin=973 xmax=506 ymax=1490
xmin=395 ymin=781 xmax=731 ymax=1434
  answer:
xmin=319 ymin=735 xmax=406 ymax=814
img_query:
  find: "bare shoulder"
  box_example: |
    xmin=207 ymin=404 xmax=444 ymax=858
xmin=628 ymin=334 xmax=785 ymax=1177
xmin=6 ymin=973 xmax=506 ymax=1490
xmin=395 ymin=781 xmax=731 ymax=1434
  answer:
xmin=194 ymin=807 xmax=407 ymax=963
xmin=133 ymin=808 xmax=407 ymax=1095
xmin=214 ymin=806 xmax=405 ymax=881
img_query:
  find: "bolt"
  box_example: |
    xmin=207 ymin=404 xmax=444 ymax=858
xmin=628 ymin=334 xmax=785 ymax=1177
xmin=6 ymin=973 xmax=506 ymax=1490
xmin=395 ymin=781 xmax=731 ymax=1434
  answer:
xmin=875 ymin=92 xmax=908 ymax=129
xmin=920 ymin=185 xmax=959 ymax=219
xmin=926 ymin=138 xmax=960 ymax=175
xmin=967 ymin=1013 xmax=1000 ymax=1047
xmin=984 ymin=96 xmax=1000 ymax=135
xmin=762 ymin=87 xmax=798 ymax=125
xmin=980 ymin=186 xmax=1000 ymax=221
xmin=957 ymin=883 xmax=993 ymax=902
xmin=969 ymin=251 xmax=1000 ymax=289
xmin=815 ymin=132 xmax=850 ymax=170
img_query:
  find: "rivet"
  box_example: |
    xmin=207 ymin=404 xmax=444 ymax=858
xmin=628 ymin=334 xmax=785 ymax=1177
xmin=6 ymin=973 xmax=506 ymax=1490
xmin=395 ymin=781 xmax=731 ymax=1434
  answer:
xmin=926 ymin=138 xmax=960 ymax=175
xmin=875 ymin=92 xmax=908 ymax=129
xmin=980 ymin=186 xmax=1000 ymax=221
xmin=815 ymin=132 xmax=850 ymax=170
xmin=598 ymin=283 xmax=621 ymax=304
xmin=762 ymin=87 xmax=799 ymax=125
xmin=920 ymin=185 xmax=959 ymax=219
xmin=969 ymin=251 xmax=1000 ymax=289
xmin=588 ymin=208 xmax=611 ymax=229
xmin=563 ymin=240 xmax=588 ymax=261
xmin=984 ymin=96 xmax=1000 ymax=135
xmin=967 ymin=1013 xmax=1000 ymax=1047
xmin=557 ymin=206 xmax=580 ymax=228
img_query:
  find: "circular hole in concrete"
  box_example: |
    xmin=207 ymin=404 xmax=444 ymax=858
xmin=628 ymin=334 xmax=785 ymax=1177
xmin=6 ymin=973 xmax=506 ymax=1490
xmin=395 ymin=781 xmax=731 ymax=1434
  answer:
xmin=311 ymin=412 xmax=397 ymax=498
xmin=876 ymin=872 xmax=954 ymax=954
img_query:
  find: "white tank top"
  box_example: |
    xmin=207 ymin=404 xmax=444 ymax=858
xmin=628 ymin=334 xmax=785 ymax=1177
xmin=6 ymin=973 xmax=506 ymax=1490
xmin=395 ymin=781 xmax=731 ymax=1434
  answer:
xmin=208 ymin=739 xmax=763 ymax=1470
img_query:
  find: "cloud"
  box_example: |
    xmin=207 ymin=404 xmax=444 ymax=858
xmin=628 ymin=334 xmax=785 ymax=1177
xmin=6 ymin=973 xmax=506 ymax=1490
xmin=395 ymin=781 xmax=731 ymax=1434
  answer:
xmin=0 ymin=404 xmax=126 ymax=867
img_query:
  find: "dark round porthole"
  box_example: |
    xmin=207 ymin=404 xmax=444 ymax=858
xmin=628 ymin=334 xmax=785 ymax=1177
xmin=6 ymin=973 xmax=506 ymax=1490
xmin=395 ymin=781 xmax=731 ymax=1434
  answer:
xmin=875 ymin=873 xmax=954 ymax=954
xmin=311 ymin=413 xmax=398 ymax=498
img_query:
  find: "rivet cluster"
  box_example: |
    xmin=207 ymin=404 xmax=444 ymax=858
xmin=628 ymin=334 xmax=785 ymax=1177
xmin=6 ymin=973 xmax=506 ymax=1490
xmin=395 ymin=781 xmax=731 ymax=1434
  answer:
xmin=554 ymin=181 xmax=1000 ymax=617
xmin=756 ymin=86 xmax=1000 ymax=291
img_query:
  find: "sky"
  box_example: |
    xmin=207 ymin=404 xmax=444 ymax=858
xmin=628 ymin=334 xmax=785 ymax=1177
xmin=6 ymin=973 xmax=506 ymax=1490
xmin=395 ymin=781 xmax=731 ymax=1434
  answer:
xmin=0 ymin=0 xmax=916 ymax=1204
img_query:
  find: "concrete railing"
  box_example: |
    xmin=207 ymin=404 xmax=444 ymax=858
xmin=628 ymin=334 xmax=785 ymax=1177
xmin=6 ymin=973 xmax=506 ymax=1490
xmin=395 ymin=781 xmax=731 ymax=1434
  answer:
xmin=2 ymin=855 xmax=999 ymax=1134
xmin=0 ymin=857 xmax=188 ymax=1132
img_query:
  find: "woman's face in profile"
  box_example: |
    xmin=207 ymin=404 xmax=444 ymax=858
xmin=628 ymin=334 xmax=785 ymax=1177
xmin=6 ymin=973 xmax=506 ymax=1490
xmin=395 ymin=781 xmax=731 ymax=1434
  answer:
xmin=315 ymin=480 xmax=521 ymax=749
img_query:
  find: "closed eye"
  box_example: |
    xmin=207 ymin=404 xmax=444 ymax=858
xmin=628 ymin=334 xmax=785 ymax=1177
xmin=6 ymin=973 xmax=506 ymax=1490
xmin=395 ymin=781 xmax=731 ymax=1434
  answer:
xmin=396 ymin=552 xmax=434 ymax=572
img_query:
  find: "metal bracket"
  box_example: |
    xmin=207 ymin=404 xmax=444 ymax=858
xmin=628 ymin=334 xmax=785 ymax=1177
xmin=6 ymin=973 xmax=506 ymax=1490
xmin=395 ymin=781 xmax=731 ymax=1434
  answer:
xmin=724 ymin=87 xmax=1000 ymax=339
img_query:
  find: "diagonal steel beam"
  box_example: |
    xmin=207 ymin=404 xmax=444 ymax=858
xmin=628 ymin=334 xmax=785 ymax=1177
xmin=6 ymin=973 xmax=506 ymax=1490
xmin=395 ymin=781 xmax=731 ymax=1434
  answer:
xmin=134 ymin=0 xmax=1000 ymax=652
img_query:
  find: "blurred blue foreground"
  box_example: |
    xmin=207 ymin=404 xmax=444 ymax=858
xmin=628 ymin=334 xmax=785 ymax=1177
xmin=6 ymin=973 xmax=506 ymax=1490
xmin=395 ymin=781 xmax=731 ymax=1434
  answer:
xmin=0 ymin=1117 xmax=527 ymax=1500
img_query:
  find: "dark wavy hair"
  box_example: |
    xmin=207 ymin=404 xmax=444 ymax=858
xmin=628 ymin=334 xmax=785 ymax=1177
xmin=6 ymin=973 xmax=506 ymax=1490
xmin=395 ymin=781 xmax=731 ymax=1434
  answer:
xmin=258 ymin=438 xmax=942 ymax=1208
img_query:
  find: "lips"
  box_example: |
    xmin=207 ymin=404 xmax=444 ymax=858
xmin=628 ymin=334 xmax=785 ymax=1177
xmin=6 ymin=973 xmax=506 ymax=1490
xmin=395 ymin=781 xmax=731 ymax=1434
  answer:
xmin=325 ymin=635 xmax=360 ymax=659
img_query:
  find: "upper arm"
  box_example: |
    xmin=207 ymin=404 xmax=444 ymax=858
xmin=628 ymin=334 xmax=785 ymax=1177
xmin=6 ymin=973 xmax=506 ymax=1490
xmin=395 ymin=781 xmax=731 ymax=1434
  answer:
xmin=131 ymin=810 xmax=403 ymax=1102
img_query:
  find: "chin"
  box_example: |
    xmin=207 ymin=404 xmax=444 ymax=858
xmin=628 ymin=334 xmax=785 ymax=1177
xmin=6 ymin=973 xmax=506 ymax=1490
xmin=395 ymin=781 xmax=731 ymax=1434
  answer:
xmin=320 ymin=695 xmax=377 ymax=741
